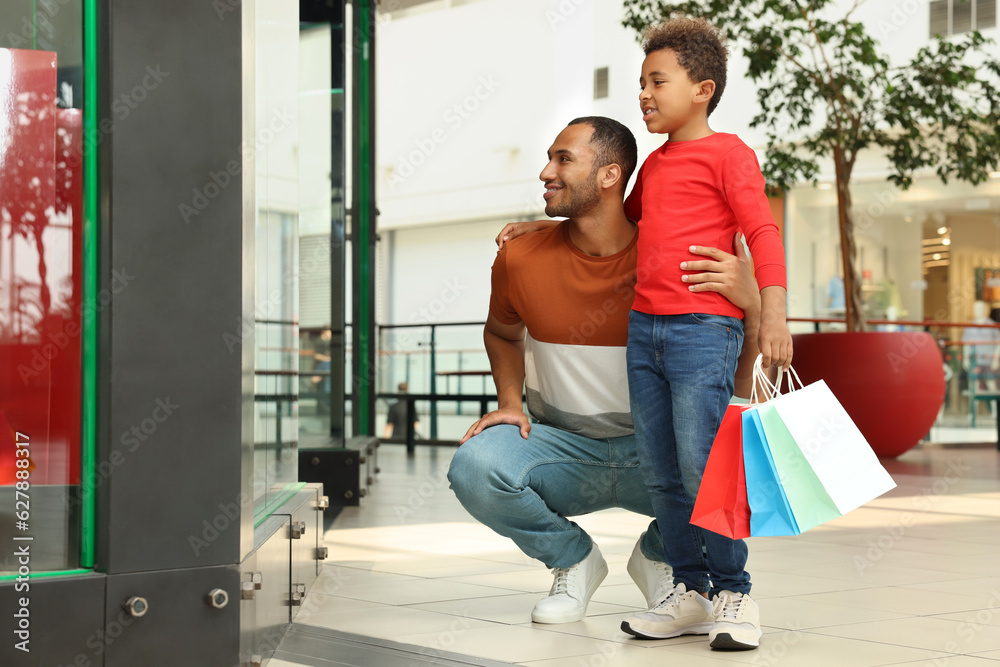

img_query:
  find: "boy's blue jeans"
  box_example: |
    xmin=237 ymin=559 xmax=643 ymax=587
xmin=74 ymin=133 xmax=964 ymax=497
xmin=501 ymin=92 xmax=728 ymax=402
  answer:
xmin=626 ymin=310 xmax=751 ymax=597
xmin=448 ymin=423 xmax=666 ymax=569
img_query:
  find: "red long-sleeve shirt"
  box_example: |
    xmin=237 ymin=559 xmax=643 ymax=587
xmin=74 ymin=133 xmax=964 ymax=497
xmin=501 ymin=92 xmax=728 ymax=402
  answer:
xmin=623 ymin=132 xmax=786 ymax=318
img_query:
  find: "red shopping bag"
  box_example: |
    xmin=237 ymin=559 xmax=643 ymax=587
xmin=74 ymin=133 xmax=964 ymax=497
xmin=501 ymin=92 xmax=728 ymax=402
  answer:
xmin=690 ymin=404 xmax=751 ymax=539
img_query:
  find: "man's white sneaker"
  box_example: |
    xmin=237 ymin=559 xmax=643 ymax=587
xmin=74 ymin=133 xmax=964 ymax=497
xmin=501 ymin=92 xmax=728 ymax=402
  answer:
xmin=620 ymin=583 xmax=713 ymax=639
xmin=709 ymin=590 xmax=761 ymax=650
xmin=531 ymin=544 xmax=608 ymax=624
xmin=626 ymin=532 xmax=673 ymax=608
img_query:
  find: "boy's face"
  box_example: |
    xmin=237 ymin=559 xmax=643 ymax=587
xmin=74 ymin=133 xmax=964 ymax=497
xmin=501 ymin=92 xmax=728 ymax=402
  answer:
xmin=639 ymin=49 xmax=703 ymax=135
xmin=538 ymin=124 xmax=601 ymax=218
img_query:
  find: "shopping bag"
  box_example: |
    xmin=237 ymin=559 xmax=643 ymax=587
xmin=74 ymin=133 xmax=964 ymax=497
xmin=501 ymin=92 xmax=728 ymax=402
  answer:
xmin=766 ymin=373 xmax=896 ymax=517
xmin=742 ymin=408 xmax=800 ymax=536
xmin=690 ymin=404 xmax=751 ymax=539
xmin=757 ymin=401 xmax=842 ymax=532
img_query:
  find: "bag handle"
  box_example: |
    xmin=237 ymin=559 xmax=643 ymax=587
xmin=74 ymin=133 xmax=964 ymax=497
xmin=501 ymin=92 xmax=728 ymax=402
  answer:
xmin=750 ymin=354 xmax=781 ymax=404
xmin=750 ymin=354 xmax=804 ymax=403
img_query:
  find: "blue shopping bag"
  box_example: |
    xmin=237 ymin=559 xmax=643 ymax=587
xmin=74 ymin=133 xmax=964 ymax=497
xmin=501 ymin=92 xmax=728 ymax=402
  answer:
xmin=742 ymin=408 xmax=800 ymax=536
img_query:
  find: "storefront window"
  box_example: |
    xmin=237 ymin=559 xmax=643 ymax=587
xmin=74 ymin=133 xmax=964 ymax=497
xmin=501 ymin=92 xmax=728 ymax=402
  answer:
xmin=785 ymin=172 xmax=1000 ymax=433
xmin=787 ymin=175 xmax=1000 ymax=327
xmin=0 ymin=1 xmax=89 ymax=574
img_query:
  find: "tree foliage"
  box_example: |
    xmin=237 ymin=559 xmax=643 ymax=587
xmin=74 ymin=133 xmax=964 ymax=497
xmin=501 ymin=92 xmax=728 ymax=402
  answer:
xmin=622 ymin=0 xmax=1000 ymax=330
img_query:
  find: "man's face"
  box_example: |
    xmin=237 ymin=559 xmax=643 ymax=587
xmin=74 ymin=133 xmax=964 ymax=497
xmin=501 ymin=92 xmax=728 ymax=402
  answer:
xmin=538 ymin=124 xmax=601 ymax=218
xmin=638 ymin=48 xmax=700 ymax=135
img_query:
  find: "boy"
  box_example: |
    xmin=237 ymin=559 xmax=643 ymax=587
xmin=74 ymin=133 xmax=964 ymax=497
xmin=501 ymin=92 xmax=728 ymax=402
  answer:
xmin=619 ymin=17 xmax=791 ymax=651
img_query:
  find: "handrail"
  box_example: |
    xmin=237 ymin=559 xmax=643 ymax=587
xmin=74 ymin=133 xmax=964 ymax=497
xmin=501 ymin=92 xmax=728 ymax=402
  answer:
xmin=788 ymin=317 xmax=1000 ymax=328
xmin=378 ymin=321 xmax=485 ymax=330
xmin=382 ymin=318 xmax=1000 ymax=329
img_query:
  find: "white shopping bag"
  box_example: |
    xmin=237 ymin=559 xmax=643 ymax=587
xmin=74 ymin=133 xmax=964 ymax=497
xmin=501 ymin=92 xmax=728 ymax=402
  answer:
xmin=769 ymin=367 xmax=896 ymax=515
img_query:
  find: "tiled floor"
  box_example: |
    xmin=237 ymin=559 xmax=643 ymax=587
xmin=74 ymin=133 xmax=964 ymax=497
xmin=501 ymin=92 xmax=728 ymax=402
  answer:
xmin=273 ymin=442 xmax=1000 ymax=666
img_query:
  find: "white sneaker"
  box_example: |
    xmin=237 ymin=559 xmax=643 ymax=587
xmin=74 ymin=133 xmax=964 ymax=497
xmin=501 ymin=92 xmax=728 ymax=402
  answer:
xmin=626 ymin=532 xmax=673 ymax=608
xmin=709 ymin=590 xmax=761 ymax=650
xmin=531 ymin=544 xmax=608 ymax=624
xmin=621 ymin=583 xmax=713 ymax=639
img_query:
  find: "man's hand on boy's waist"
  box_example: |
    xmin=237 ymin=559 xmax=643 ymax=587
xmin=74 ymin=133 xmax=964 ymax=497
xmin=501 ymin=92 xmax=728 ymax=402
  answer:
xmin=679 ymin=234 xmax=760 ymax=317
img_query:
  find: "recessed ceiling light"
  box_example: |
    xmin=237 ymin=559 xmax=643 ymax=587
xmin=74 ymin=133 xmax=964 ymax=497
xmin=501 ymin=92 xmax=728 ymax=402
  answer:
xmin=942 ymin=238 xmax=951 ymax=246
xmin=933 ymin=253 xmax=941 ymax=260
xmin=937 ymin=226 xmax=948 ymax=235
xmin=818 ymin=182 xmax=833 ymax=190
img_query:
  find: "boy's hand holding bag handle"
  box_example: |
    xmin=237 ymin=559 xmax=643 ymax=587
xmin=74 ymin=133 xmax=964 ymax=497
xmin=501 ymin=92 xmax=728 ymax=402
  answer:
xmin=691 ymin=356 xmax=783 ymax=539
xmin=752 ymin=354 xmax=897 ymax=533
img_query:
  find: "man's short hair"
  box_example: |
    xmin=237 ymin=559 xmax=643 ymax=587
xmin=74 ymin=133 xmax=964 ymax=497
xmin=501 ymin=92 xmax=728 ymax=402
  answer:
xmin=567 ymin=116 xmax=638 ymax=192
xmin=642 ymin=17 xmax=728 ymax=116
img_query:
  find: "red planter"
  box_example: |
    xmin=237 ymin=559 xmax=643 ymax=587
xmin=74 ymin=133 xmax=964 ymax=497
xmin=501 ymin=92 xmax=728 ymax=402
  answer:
xmin=790 ymin=332 xmax=945 ymax=458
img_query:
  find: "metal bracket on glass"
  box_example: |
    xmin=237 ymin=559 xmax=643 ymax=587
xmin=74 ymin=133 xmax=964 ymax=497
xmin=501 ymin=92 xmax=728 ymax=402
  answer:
xmin=290 ymin=521 xmax=306 ymax=539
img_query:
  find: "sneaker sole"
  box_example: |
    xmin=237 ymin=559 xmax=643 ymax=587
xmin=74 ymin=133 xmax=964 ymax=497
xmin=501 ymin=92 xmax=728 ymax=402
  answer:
xmin=531 ymin=561 xmax=609 ymax=624
xmin=620 ymin=620 xmax=712 ymax=640
xmin=710 ymin=631 xmax=761 ymax=650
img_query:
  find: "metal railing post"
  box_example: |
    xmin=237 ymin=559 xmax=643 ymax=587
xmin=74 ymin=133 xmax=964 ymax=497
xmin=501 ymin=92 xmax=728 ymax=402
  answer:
xmin=456 ymin=350 xmax=463 ymax=415
xmin=430 ymin=325 xmax=438 ymax=439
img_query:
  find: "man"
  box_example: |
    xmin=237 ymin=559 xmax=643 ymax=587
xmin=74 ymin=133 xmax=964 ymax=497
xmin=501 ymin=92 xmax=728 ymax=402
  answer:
xmin=447 ymin=116 xmax=763 ymax=625
xmin=384 ymin=382 xmax=421 ymax=439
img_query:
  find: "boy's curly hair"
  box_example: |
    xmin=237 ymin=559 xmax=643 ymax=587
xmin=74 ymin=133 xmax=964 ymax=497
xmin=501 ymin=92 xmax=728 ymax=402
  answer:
xmin=642 ymin=17 xmax=729 ymax=116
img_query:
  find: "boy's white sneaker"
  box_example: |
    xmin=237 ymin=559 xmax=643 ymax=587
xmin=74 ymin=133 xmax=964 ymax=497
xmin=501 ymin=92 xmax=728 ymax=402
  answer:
xmin=626 ymin=532 xmax=673 ymax=608
xmin=620 ymin=583 xmax=713 ymax=639
xmin=709 ymin=590 xmax=761 ymax=650
xmin=531 ymin=544 xmax=608 ymax=624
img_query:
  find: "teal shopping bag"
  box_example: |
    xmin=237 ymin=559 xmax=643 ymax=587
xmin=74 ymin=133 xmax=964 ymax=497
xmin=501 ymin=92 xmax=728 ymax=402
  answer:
xmin=757 ymin=402 xmax=842 ymax=533
xmin=742 ymin=409 xmax=800 ymax=536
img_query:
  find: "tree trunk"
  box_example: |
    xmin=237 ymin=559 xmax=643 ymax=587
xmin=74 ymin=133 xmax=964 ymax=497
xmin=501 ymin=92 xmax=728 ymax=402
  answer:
xmin=833 ymin=147 xmax=865 ymax=332
xmin=33 ymin=228 xmax=51 ymax=320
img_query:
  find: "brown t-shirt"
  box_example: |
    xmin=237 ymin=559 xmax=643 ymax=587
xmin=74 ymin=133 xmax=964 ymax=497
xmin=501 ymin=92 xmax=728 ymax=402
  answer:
xmin=489 ymin=221 xmax=637 ymax=438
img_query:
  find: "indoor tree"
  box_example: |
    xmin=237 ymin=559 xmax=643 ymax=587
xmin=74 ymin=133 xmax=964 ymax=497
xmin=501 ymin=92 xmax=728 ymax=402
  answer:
xmin=622 ymin=0 xmax=1000 ymax=330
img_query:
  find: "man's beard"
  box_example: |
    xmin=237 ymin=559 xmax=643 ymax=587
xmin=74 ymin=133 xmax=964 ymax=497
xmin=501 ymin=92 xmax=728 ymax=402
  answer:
xmin=544 ymin=175 xmax=600 ymax=219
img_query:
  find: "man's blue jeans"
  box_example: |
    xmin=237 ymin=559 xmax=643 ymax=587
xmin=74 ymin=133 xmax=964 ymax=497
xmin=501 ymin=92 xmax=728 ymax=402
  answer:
xmin=626 ymin=310 xmax=750 ymax=596
xmin=448 ymin=423 xmax=666 ymax=569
